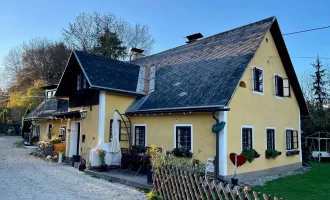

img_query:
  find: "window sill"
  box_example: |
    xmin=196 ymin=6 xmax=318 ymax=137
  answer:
xmin=286 ymin=150 xmax=300 ymax=156
xmin=275 ymin=95 xmax=284 ymax=99
xmin=253 ymin=91 xmax=264 ymax=96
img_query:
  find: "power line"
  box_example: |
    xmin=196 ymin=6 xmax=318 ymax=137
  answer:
xmin=291 ymin=57 xmax=330 ymax=60
xmin=283 ymin=25 xmax=330 ymax=36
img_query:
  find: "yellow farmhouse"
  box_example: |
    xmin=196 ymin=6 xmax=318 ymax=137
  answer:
xmin=37 ymin=17 xmax=309 ymax=181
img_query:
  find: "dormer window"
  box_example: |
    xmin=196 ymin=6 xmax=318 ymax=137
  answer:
xmin=253 ymin=67 xmax=263 ymax=94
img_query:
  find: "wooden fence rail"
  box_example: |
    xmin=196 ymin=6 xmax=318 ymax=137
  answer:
xmin=153 ymin=166 xmax=281 ymax=200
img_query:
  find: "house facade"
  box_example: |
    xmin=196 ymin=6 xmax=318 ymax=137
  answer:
xmin=24 ymin=85 xmax=70 ymax=153
xmin=53 ymin=17 xmax=308 ymax=181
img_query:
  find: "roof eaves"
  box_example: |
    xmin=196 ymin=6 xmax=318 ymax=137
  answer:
xmin=55 ymin=52 xmax=74 ymax=97
xmin=73 ymin=50 xmax=93 ymax=86
xmin=126 ymin=105 xmax=228 ymax=114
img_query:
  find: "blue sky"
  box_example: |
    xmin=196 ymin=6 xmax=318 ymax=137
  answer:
xmin=0 ymin=0 xmax=330 ymax=77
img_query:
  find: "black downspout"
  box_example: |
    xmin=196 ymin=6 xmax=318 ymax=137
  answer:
xmin=212 ymin=111 xmax=220 ymax=178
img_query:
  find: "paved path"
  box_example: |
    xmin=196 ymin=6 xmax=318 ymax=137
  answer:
xmin=0 ymin=136 xmax=146 ymax=200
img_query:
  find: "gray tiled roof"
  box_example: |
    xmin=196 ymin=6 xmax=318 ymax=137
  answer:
xmin=126 ymin=17 xmax=275 ymax=113
xmin=74 ymin=51 xmax=142 ymax=95
xmin=24 ymin=99 xmax=68 ymax=120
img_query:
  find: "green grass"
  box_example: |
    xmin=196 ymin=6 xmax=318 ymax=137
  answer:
xmin=253 ymin=162 xmax=330 ymax=200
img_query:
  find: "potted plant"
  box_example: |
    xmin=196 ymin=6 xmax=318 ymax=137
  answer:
xmin=241 ymin=148 xmax=259 ymax=163
xmin=265 ymin=148 xmax=281 ymax=159
xmin=286 ymin=150 xmax=300 ymax=156
xmin=171 ymin=147 xmax=193 ymax=158
xmin=97 ymin=149 xmax=107 ymax=172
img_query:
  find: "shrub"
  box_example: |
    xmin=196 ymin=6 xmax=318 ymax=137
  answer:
xmin=50 ymin=135 xmax=62 ymax=144
xmin=241 ymin=148 xmax=259 ymax=163
xmin=149 ymin=145 xmax=204 ymax=175
xmin=146 ymin=191 xmax=163 ymax=200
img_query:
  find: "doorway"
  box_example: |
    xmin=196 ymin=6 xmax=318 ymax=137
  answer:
xmin=69 ymin=121 xmax=81 ymax=157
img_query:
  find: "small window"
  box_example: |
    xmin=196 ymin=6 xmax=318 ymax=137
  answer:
xmin=253 ymin=67 xmax=263 ymax=93
xmin=275 ymin=75 xmax=291 ymax=97
xmin=60 ymin=126 xmax=66 ymax=141
xmin=109 ymin=119 xmax=122 ymax=141
xmin=176 ymin=126 xmax=192 ymax=151
xmin=242 ymin=127 xmax=253 ymax=150
xmin=46 ymin=91 xmax=52 ymax=99
xmin=266 ymin=128 xmax=275 ymax=149
xmin=83 ymin=77 xmax=87 ymax=89
xmin=135 ymin=126 xmax=146 ymax=146
xmin=286 ymin=129 xmax=299 ymax=150
xmin=77 ymin=74 xmax=81 ymax=90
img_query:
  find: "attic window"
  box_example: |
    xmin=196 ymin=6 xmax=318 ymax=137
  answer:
xmin=275 ymin=75 xmax=290 ymax=97
xmin=253 ymin=67 xmax=263 ymax=93
xmin=239 ymin=81 xmax=246 ymax=88
xmin=77 ymin=73 xmax=87 ymax=91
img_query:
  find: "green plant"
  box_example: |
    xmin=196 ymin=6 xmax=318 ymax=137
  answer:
xmin=97 ymin=149 xmax=106 ymax=166
xmin=50 ymin=135 xmax=62 ymax=144
xmin=146 ymin=191 xmax=163 ymax=200
xmin=171 ymin=147 xmax=193 ymax=158
xmin=241 ymin=148 xmax=258 ymax=163
xmin=265 ymin=148 xmax=280 ymax=159
xmin=149 ymin=145 xmax=204 ymax=175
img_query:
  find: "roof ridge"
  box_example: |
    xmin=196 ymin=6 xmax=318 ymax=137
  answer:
xmin=74 ymin=50 xmax=141 ymax=68
xmin=133 ymin=16 xmax=275 ymax=63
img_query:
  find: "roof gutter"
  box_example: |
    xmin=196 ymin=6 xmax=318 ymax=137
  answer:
xmin=126 ymin=106 xmax=230 ymax=115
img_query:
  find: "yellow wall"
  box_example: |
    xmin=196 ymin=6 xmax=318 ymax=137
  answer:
xmin=69 ymin=105 xmax=99 ymax=160
xmin=131 ymin=113 xmax=217 ymax=162
xmin=36 ymin=120 xmax=68 ymax=141
xmin=104 ymin=93 xmax=136 ymax=148
xmin=226 ymin=31 xmax=300 ymax=175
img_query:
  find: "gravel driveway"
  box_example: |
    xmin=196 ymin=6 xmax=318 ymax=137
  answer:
xmin=0 ymin=136 xmax=146 ymax=200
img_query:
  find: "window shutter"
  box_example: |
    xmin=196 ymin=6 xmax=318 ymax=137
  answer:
xmin=283 ymin=78 xmax=291 ymax=97
xmin=293 ymin=130 xmax=299 ymax=149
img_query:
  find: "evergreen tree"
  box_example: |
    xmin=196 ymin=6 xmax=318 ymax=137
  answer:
xmin=92 ymin=28 xmax=126 ymax=59
xmin=311 ymin=56 xmax=328 ymax=110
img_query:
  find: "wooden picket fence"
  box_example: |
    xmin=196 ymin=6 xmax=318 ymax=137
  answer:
xmin=153 ymin=166 xmax=281 ymax=200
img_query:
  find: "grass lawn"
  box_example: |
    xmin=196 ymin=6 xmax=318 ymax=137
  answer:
xmin=253 ymin=162 xmax=330 ymax=200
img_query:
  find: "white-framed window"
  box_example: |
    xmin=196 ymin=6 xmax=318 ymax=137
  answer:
xmin=60 ymin=125 xmax=66 ymax=141
xmin=83 ymin=77 xmax=87 ymax=89
xmin=174 ymin=124 xmax=193 ymax=152
xmin=35 ymin=124 xmax=41 ymax=138
xmin=266 ymin=127 xmax=276 ymax=149
xmin=134 ymin=124 xmax=147 ymax=147
xmin=286 ymin=128 xmax=299 ymax=150
xmin=252 ymin=67 xmax=264 ymax=94
xmin=241 ymin=126 xmax=254 ymax=150
xmin=275 ymin=74 xmax=291 ymax=98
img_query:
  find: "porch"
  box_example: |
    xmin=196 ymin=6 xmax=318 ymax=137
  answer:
xmin=84 ymin=169 xmax=151 ymax=190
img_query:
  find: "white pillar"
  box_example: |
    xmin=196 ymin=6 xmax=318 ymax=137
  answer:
xmin=298 ymin=108 xmax=302 ymax=162
xmin=98 ymin=91 xmax=106 ymax=144
xmin=219 ymin=109 xmax=228 ymax=176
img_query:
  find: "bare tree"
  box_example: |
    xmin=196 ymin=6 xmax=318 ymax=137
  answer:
xmin=1 ymin=37 xmax=70 ymax=93
xmin=62 ymin=12 xmax=155 ymax=59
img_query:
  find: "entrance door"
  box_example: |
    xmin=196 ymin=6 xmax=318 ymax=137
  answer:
xmin=69 ymin=122 xmax=81 ymax=157
xmin=76 ymin=122 xmax=80 ymax=155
